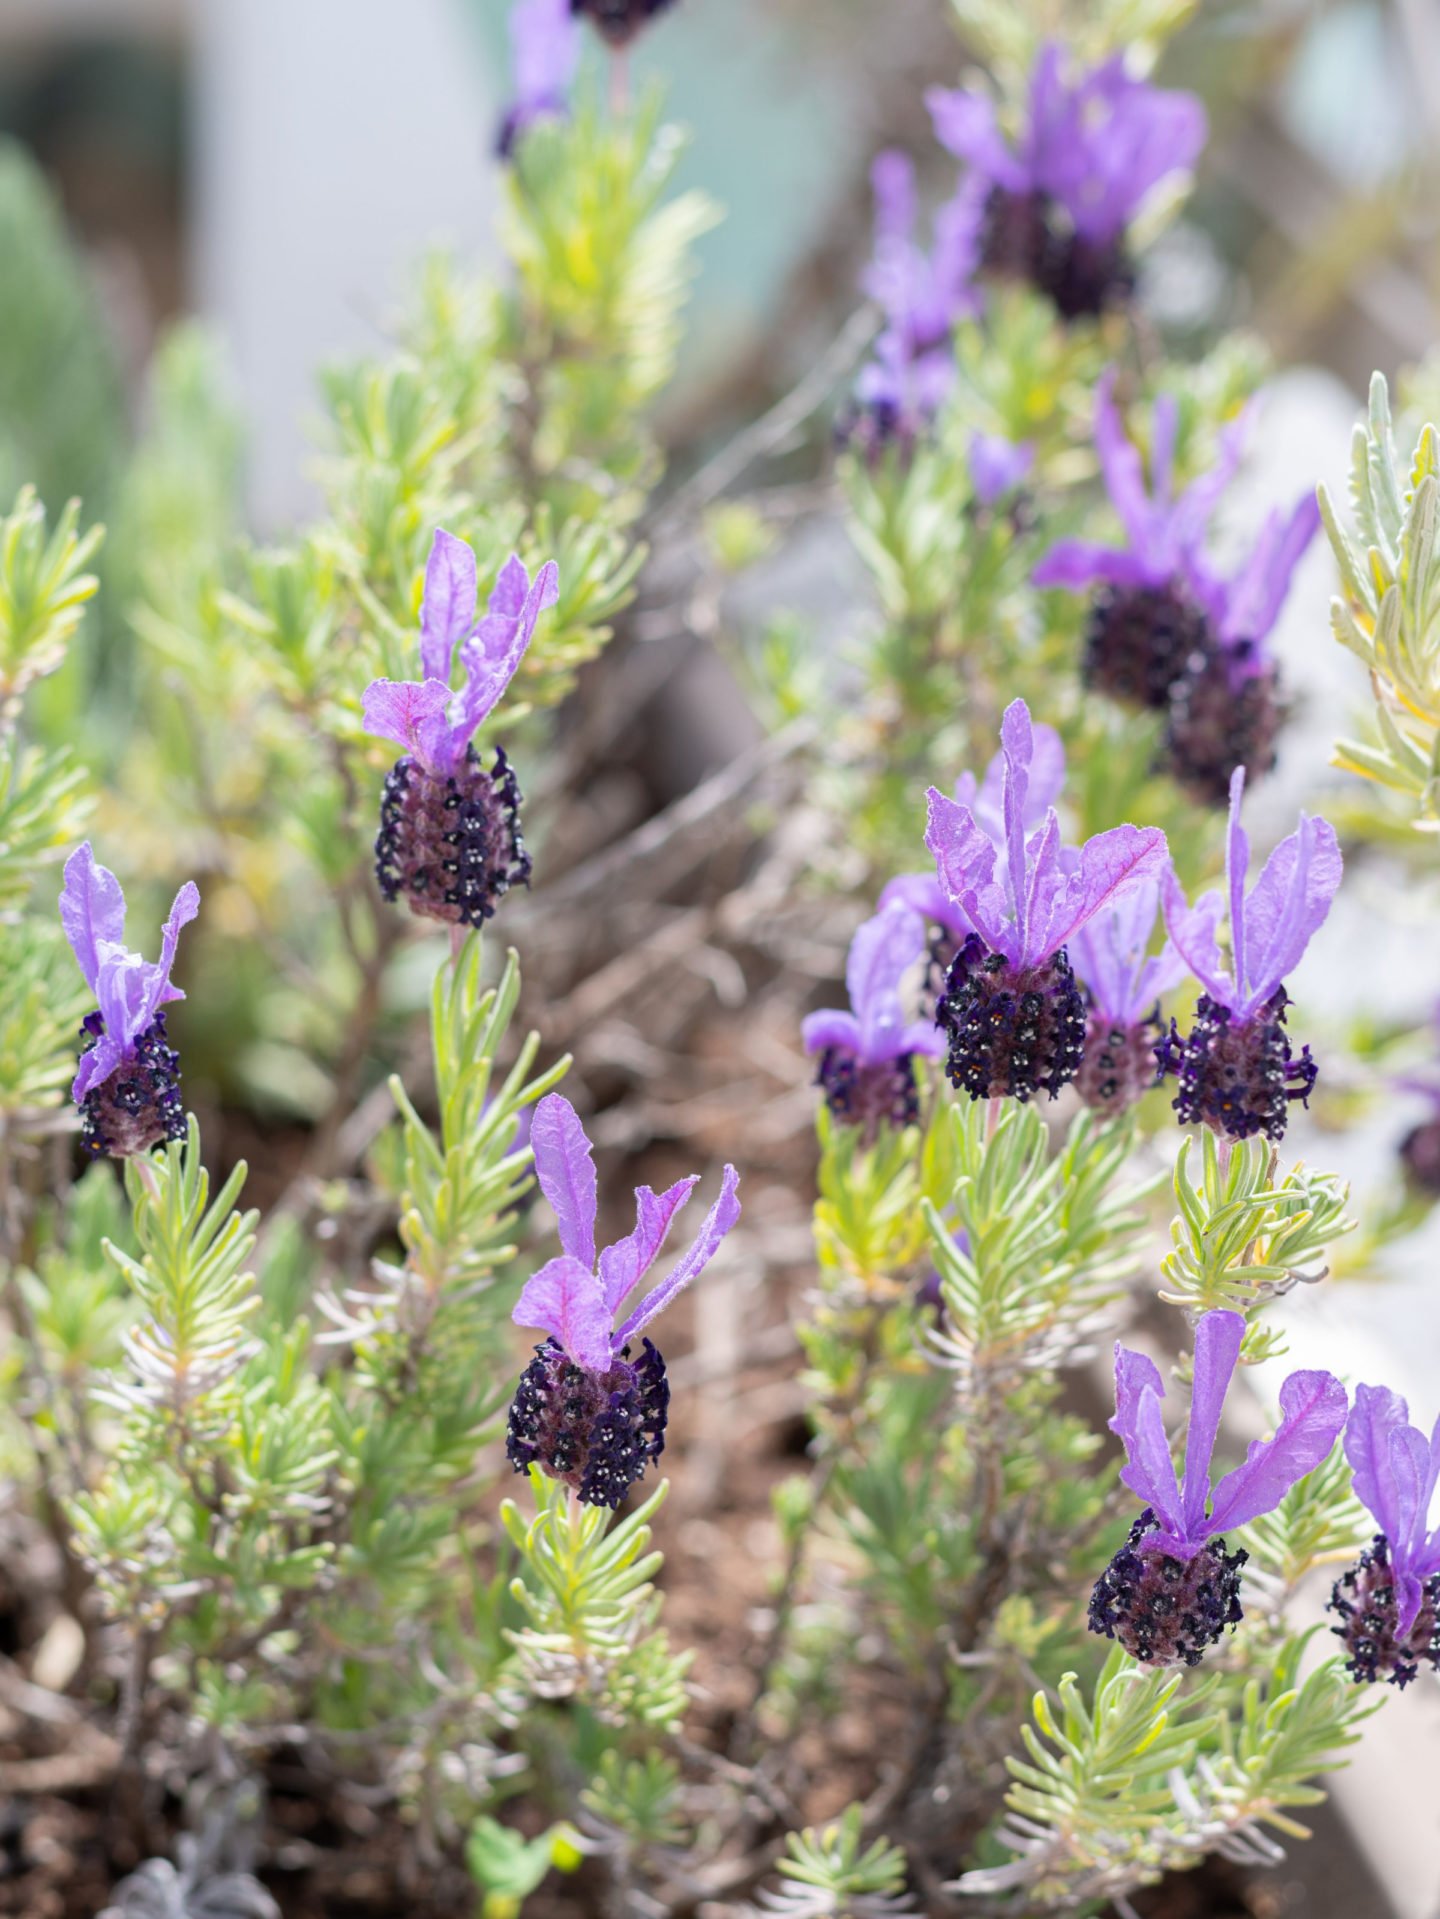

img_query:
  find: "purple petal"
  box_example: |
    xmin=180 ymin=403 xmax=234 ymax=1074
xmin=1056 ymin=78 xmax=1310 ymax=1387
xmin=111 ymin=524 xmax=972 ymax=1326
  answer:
xmin=1394 ymin=1568 xmax=1427 ymax=1643
xmin=512 ymin=1253 xmax=613 ymax=1372
xmin=1234 ymin=811 xmax=1343 ymax=1018
xmin=60 ymin=843 xmax=126 ymax=993
xmin=972 ymin=721 xmax=1065 ymax=840
xmin=1160 ymin=870 xmax=1232 ymax=1005
xmin=1031 ymin=540 xmax=1158 ymax=593
xmin=1206 ymin=1369 xmax=1349 ymax=1537
xmin=1066 ymin=877 xmax=1175 ymax=1025
xmin=924 ymin=789 xmax=1016 ymax=963
xmin=362 ymin=678 xmax=455 ymax=764
xmin=614 ymin=1163 xmax=741 ymax=1349
xmin=529 ymin=1093 xmax=598 ymax=1270
xmin=419 ymin=529 xmax=478 ymax=682
xmin=1094 ymin=368 xmax=1161 ymax=559
xmin=136 ymin=880 xmax=200 ymax=1031
xmin=1110 ymin=1342 xmax=1183 ymax=1535
xmin=999 ymin=701 xmax=1034 ymax=954
xmin=846 ymin=902 xmax=927 ymax=1060
xmin=72 ymin=1029 xmax=127 ymax=1105
xmin=900 ymin=1019 xmax=947 ymax=1058
xmin=877 ymin=872 xmax=971 ymax=942
xmin=1179 ymin=1310 xmax=1245 ymax=1538
xmin=1344 ymin=1383 xmax=1410 ymax=1542
xmin=870 ymin=150 xmax=916 ymax=251
xmin=1034 ymin=823 xmax=1169 ymax=966
xmin=455 ymin=557 xmax=560 ymax=735
xmin=597 ymin=1176 xmax=700 ymax=1316
xmin=801 ymin=1008 xmax=863 ymax=1056
xmin=1216 ymin=494 xmax=1320 ymax=650
xmin=926 ymin=85 xmax=1028 ymax=192
xmin=1225 ymin=768 xmax=1251 ymax=1005
xmin=511 ymin=0 xmax=580 ymax=111
xmin=970 ymin=433 xmax=1033 ymax=507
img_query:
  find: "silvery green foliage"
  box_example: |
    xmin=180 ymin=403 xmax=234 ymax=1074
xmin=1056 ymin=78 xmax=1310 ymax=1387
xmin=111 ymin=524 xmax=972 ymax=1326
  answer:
xmin=757 ymin=1808 xmax=917 ymax=1918
xmin=99 ymin=1839 xmax=277 ymax=1919
xmin=1320 ymin=371 xmax=1440 ymax=832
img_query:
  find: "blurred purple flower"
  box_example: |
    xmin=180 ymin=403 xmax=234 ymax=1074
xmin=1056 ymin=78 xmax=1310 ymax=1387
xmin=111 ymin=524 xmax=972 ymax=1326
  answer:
xmin=801 ymin=901 xmax=944 ymax=1140
xmin=969 ymin=432 xmax=1034 ymax=507
xmin=497 ymin=0 xmax=580 ymax=158
xmin=929 ymin=45 xmax=1206 ymax=319
xmin=1397 ymin=1006 xmax=1440 ymax=1195
xmin=572 ymin=0 xmax=675 ymax=48
xmin=61 ymin=843 xmax=199 ymax=1158
xmin=1158 ymin=768 xmax=1341 ymax=1141
xmin=364 ymin=530 xmax=558 ymax=929
xmin=508 ymin=1093 xmax=740 ymax=1507
xmin=843 ymin=151 xmax=981 ymax=455
xmin=1330 ymin=1385 xmax=1440 ymax=1686
xmin=1091 ymin=1309 xmax=1347 ymax=1666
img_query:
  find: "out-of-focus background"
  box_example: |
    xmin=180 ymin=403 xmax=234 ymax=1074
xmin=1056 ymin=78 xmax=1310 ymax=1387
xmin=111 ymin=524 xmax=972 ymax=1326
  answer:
xmin=6 ymin=4 xmax=1440 ymax=1915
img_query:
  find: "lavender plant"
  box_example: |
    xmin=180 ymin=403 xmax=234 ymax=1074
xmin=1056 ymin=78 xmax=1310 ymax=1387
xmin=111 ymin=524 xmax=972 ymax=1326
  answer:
xmin=1 ymin=1 xmax=1435 ymax=1915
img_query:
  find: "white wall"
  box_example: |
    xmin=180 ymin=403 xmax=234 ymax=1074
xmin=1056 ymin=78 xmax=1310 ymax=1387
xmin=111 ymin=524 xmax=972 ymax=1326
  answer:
xmin=190 ymin=0 xmax=503 ymax=529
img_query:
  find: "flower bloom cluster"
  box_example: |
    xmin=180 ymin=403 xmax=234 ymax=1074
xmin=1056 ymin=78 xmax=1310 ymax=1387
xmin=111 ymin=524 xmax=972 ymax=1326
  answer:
xmin=1329 ymin=1386 xmax=1440 ymax=1687
xmin=363 ymin=530 xmax=558 ymax=931
xmin=508 ymin=1094 xmax=740 ymax=1507
xmin=1034 ymin=372 xmax=1320 ymax=804
xmin=928 ymin=45 xmax=1206 ymax=322
xmin=1091 ymin=1311 xmax=1347 ymax=1666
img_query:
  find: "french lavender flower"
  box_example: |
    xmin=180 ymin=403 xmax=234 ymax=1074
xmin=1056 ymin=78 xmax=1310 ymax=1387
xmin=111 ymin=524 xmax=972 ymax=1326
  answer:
xmin=1033 ymin=372 xmax=1319 ymax=804
xmin=363 ymin=531 xmax=558 ymax=930
xmin=1159 ymin=770 xmax=1341 ymax=1143
xmin=571 ymin=0 xmax=675 ymax=48
xmin=923 ymin=700 xmax=1167 ymax=1102
xmin=1395 ymin=1010 xmax=1440 ymax=1196
xmin=969 ymin=431 xmax=1034 ymax=509
xmin=60 ymin=843 xmax=200 ymax=1158
xmin=843 ymin=152 xmax=980 ymax=458
xmin=801 ymin=901 xmax=944 ymax=1141
xmin=1066 ymin=877 xmax=1202 ymax=1119
xmin=928 ymin=45 xmax=1206 ymax=321
xmin=1328 ymin=1386 xmax=1440 ymax=1688
xmin=507 ymin=1094 xmax=740 ymax=1508
xmin=497 ymin=0 xmax=580 ymax=158
xmin=1090 ymin=1309 xmax=1347 ymax=1667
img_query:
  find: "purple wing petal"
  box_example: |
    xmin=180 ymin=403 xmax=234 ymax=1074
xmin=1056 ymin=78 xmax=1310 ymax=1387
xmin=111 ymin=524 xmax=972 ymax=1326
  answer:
xmin=1216 ymin=495 xmax=1320 ymax=650
xmin=1235 ymin=812 xmax=1343 ymax=1017
xmin=133 ymin=879 xmax=201 ymax=1032
xmin=1110 ymin=1342 xmax=1183 ymax=1534
xmin=60 ymin=843 xmax=126 ymax=992
xmin=419 ymin=528 xmax=478 ymax=682
xmin=512 ymin=0 xmax=580 ymax=109
xmin=1161 ymin=869 xmax=1232 ymax=1005
xmin=1067 ymin=878 xmax=1167 ymax=1026
xmin=529 ymin=1092 xmax=598 ymax=1270
xmin=1032 ymin=540 xmax=1156 ymax=593
xmin=362 ymin=677 xmax=455 ymax=761
xmin=801 ymin=1008 xmax=862 ymax=1056
xmin=72 ymin=1029 xmax=127 ymax=1105
xmin=846 ymin=902 xmax=927 ymax=1060
xmin=878 ymin=872 xmax=971 ymax=941
xmin=924 ymin=789 xmax=1015 ymax=962
xmin=614 ymin=1163 xmax=741 ymax=1348
xmin=1038 ymin=824 xmax=1169 ymax=964
xmin=456 ymin=557 xmax=560 ymax=734
xmin=926 ymin=85 xmax=1027 ymax=191
xmin=512 ymin=1253 xmax=613 ymax=1372
xmin=1344 ymin=1383 xmax=1409 ymax=1542
xmin=970 ymin=433 xmax=1033 ymax=507
xmin=1206 ymin=1369 xmax=1349 ymax=1537
xmin=597 ymin=1176 xmax=700 ymax=1316
xmin=900 ymin=1019 xmax=946 ymax=1059
xmin=1094 ymin=368 xmax=1160 ymax=560
xmin=1180 ymin=1310 xmax=1244 ymax=1538
xmin=999 ymin=701 xmax=1034 ymax=953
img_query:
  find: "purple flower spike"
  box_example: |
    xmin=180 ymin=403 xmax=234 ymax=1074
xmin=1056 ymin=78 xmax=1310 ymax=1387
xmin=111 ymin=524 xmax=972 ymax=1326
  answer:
xmin=60 ymin=843 xmax=200 ymax=1158
xmin=1068 ymin=878 xmax=1203 ymax=1118
xmin=1090 ymin=1309 xmax=1347 ymax=1667
xmin=497 ymin=0 xmax=580 ymax=158
xmin=843 ymin=151 xmax=981 ymax=458
xmin=801 ymin=901 xmax=944 ymax=1142
xmin=507 ymin=1093 xmax=740 ymax=1508
xmin=929 ymin=45 xmax=1206 ymax=321
xmin=1035 ymin=375 xmax=1319 ymax=803
xmin=364 ymin=531 xmax=558 ymax=930
xmin=923 ymin=700 xmax=1167 ymax=1104
xmin=1158 ymin=769 xmax=1341 ymax=1142
xmin=1328 ymin=1387 xmax=1440 ymax=1686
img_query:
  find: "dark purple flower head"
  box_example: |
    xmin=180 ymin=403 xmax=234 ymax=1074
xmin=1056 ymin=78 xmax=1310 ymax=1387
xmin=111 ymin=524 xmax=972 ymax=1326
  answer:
xmin=1329 ymin=1386 xmax=1440 ymax=1685
xmin=1158 ymin=771 xmax=1340 ymax=1141
xmin=1068 ymin=878 xmax=1201 ymax=1118
xmin=925 ymin=700 xmax=1167 ymax=975
xmin=571 ymin=0 xmax=675 ymax=49
xmin=845 ymin=153 xmax=981 ymax=454
xmin=969 ymin=432 xmax=1034 ymax=508
xmin=497 ymin=0 xmax=580 ymax=158
xmin=1397 ymin=1008 xmax=1440 ymax=1195
xmin=801 ymin=901 xmax=945 ymax=1139
xmin=929 ymin=46 xmax=1206 ymax=318
xmin=61 ymin=843 xmax=200 ymax=1157
xmin=1091 ymin=1309 xmax=1347 ymax=1666
xmin=365 ymin=532 xmax=558 ymax=929
xmin=508 ymin=1094 xmax=740 ymax=1507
